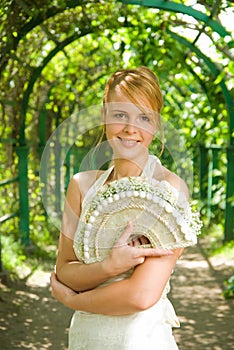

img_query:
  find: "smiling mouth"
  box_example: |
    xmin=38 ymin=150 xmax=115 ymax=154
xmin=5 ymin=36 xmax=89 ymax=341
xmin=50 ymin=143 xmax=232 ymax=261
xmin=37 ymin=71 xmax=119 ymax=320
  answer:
xmin=118 ymin=137 xmax=140 ymax=147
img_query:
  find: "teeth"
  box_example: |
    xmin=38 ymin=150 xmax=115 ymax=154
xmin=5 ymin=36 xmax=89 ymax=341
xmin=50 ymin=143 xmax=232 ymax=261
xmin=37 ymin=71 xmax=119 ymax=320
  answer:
xmin=117 ymin=137 xmax=139 ymax=147
xmin=121 ymin=139 xmax=137 ymax=144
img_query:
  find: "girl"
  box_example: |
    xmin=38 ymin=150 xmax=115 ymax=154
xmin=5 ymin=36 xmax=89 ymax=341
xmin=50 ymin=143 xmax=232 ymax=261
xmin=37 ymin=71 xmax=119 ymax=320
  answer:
xmin=50 ymin=66 xmax=197 ymax=349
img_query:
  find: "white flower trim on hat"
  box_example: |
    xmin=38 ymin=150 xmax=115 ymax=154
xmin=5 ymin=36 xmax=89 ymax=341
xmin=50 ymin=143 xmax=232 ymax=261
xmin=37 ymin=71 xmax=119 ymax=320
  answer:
xmin=75 ymin=176 xmax=202 ymax=263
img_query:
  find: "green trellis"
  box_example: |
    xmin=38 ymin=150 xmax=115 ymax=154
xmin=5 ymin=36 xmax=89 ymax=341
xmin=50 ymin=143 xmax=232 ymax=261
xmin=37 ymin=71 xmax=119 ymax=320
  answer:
xmin=0 ymin=0 xmax=233 ymax=258
xmin=118 ymin=0 xmax=234 ymax=240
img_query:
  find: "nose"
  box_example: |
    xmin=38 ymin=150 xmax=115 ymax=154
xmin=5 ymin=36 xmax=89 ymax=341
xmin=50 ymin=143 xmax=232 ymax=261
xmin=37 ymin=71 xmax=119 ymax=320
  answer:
xmin=123 ymin=121 xmax=137 ymax=134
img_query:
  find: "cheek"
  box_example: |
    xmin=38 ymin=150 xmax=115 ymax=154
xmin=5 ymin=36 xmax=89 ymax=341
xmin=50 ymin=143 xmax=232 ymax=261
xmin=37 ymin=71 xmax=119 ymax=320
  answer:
xmin=142 ymin=129 xmax=155 ymax=145
xmin=141 ymin=125 xmax=156 ymax=138
xmin=105 ymin=123 xmax=124 ymax=138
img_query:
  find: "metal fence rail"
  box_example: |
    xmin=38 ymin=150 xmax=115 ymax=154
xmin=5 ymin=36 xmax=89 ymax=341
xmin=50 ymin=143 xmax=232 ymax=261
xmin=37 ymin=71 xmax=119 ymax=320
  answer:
xmin=0 ymin=177 xmax=19 ymax=272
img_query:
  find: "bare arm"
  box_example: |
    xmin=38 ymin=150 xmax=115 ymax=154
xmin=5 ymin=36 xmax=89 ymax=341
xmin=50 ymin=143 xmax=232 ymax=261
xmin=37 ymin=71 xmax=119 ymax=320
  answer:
xmin=51 ymin=172 xmax=189 ymax=313
xmin=56 ymin=173 xmax=173 ymax=292
xmin=51 ymin=247 xmax=183 ymax=315
xmin=57 ymin=222 xmax=173 ymax=292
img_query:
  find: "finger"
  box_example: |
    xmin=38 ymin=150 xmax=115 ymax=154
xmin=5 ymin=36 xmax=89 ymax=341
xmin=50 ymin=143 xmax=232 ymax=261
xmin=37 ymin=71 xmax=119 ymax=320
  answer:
xmin=136 ymin=248 xmax=173 ymax=257
xmin=137 ymin=256 xmax=145 ymax=264
xmin=50 ymin=272 xmax=56 ymax=295
xmin=50 ymin=271 xmax=57 ymax=283
xmin=115 ymin=221 xmax=133 ymax=245
xmin=50 ymin=272 xmax=60 ymax=290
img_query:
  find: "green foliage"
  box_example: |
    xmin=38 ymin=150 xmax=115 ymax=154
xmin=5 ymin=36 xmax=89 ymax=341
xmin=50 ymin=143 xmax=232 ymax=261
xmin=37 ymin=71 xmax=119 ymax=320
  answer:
xmin=0 ymin=0 xmax=234 ymax=275
xmin=1 ymin=217 xmax=58 ymax=277
xmin=223 ymin=275 xmax=234 ymax=299
xmin=1 ymin=234 xmax=26 ymax=272
xmin=200 ymin=224 xmax=234 ymax=300
xmin=200 ymin=224 xmax=234 ymax=258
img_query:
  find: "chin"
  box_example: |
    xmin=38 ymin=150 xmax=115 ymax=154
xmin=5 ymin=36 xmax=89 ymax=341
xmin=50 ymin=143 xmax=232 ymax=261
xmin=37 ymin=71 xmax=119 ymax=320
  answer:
xmin=113 ymin=146 xmax=148 ymax=162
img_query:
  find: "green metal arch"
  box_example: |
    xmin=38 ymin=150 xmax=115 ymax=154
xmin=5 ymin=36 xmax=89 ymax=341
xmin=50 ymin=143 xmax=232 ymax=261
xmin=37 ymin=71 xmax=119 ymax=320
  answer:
xmin=168 ymin=30 xmax=234 ymax=145
xmin=20 ymin=1 xmax=232 ymax=146
xmin=0 ymin=0 xmax=96 ymax=75
xmin=18 ymin=2 xmax=233 ymax=240
xmin=20 ymin=17 xmax=233 ymax=147
xmin=119 ymin=0 xmax=230 ymax=37
xmin=119 ymin=0 xmax=234 ymax=242
xmin=19 ymin=28 xmax=92 ymax=146
xmin=18 ymin=1 xmax=234 ymax=231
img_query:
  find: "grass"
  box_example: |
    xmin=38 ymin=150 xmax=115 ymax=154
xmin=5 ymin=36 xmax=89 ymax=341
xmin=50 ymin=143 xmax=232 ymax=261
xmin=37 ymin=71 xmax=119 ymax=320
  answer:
xmin=200 ymin=223 xmax=234 ymax=299
xmin=0 ymin=219 xmax=58 ymax=280
xmin=201 ymin=223 xmax=234 ymax=259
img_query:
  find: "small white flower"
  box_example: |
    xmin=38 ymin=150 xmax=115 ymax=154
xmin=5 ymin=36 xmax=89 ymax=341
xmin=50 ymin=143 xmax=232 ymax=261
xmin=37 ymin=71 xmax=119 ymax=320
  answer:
xmin=146 ymin=193 xmax=153 ymax=201
xmin=153 ymin=196 xmax=159 ymax=203
xmin=84 ymin=252 xmax=90 ymax=259
xmin=89 ymin=216 xmax=96 ymax=223
xmin=181 ymin=225 xmax=188 ymax=234
xmin=86 ymin=223 xmax=92 ymax=230
xmin=84 ymin=237 xmax=89 ymax=245
xmin=120 ymin=192 xmax=126 ymax=199
xmin=84 ymin=231 xmax=90 ymax=238
xmin=159 ymin=199 xmax=165 ymax=208
xmin=165 ymin=204 xmax=173 ymax=213
xmin=113 ymin=194 xmax=120 ymax=201
xmin=97 ymin=204 xmax=102 ymax=211
xmin=185 ymin=232 xmax=192 ymax=241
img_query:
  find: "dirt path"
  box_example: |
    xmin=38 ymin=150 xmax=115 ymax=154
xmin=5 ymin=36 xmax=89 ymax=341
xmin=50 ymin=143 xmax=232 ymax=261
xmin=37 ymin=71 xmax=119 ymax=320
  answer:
xmin=0 ymin=240 xmax=233 ymax=350
xmin=171 ymin=242 xmax=234 ymax=350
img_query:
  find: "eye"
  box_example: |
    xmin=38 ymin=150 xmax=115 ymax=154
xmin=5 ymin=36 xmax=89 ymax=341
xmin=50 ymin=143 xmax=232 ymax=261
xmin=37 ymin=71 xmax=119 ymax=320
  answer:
xmin=113 ymin=113 xmax=127 ymax=120
xmin=140 ymin=115 xmax=151 ymax=122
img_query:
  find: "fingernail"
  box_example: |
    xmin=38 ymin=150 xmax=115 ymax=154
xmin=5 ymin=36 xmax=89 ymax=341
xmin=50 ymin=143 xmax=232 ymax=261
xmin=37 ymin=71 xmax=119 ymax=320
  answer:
xmin=167 ymin=250 xmax=173 ymax=254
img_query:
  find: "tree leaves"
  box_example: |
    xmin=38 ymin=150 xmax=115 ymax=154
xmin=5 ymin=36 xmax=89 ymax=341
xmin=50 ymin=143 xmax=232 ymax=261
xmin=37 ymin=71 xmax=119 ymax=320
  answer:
xmin=0 ymin=0 xmax=233 ymax=247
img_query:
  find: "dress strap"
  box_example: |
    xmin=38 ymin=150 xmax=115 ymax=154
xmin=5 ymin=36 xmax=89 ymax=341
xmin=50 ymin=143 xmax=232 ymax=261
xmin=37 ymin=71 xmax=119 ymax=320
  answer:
xmin=142 ymin=154 xmax=161 ymax=179
xmin=82 ymin=166 xmax=114 ymax=209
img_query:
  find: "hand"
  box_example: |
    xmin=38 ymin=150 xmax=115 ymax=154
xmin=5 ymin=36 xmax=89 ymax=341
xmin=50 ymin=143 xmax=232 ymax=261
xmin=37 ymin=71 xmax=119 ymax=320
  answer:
xmin=50 ymin=272 xmax=77 ymax=307
xmin=102 ymin=221 xmax=173 ymax=277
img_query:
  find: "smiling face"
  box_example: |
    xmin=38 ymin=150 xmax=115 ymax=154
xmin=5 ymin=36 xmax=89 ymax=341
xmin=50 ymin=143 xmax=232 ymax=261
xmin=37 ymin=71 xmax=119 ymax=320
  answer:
xmin=102 ymin=67 xmax=164 ymax=161
xmin=104 ymin=90 xmax=157 ymax=161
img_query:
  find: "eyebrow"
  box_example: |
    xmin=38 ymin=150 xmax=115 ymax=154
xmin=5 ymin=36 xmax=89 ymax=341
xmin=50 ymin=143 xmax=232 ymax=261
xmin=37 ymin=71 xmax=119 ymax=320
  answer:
xmin=111 ymin=109 xmax=126 ymax=111
xmin=110 ymin=109 xmax=152 ymax=115
xmin=110 ymin=109 xmax=128 ymax=114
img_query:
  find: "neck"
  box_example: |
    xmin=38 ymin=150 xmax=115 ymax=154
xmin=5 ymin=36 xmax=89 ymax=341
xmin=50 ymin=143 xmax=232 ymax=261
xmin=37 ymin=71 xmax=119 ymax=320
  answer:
xmin=111 ymin=154 xmax=149 ymax=180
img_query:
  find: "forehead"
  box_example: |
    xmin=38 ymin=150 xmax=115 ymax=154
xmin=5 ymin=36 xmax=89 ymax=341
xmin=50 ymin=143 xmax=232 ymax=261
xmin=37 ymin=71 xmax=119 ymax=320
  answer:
xmin=106 ymin=90 xmax=153 ymax=114
xmin=106 ymin=102 xmax=145 ymax=115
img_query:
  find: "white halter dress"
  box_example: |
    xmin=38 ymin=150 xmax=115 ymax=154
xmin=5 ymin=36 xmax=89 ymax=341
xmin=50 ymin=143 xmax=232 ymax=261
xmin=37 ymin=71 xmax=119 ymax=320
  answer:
xmin=70 ymin=155 xmax=188 ymax=350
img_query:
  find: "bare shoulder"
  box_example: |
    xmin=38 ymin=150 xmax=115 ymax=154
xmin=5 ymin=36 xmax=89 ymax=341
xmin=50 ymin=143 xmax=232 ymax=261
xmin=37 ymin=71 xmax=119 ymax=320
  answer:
xmin=154 ymin=164 xmax=190 ymax=200
xmin=72 ymin=169 xmax=102 ymax=183
xmin=72 ymin=169 xmax=104 ymax=198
